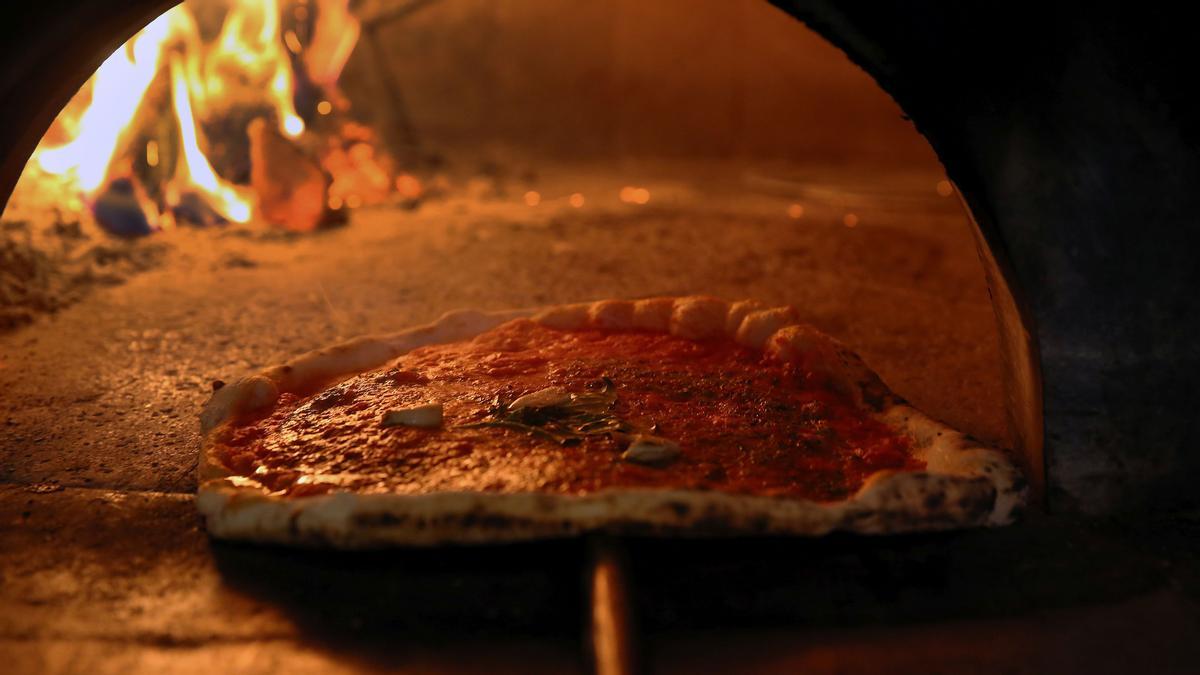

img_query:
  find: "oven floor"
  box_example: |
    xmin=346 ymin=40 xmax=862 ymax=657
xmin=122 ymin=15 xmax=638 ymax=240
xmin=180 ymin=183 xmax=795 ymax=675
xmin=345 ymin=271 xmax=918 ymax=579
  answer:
xmin=2 ymin=483 xmax=1197 ymax=674
xmin=3 ymin=161 xmax=1197 ymax=672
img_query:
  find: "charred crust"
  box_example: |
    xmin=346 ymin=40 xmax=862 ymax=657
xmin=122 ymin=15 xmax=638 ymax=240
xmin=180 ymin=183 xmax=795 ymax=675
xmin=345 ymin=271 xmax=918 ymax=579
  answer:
xmin=602 ymin=519 xmax=661 ymax=536
xmin=665 ymin=501 xmax=691 ymax=517
xmin=956 ymin=487 xmax=996 ymax=521
xmin=860 ymin=388 xmax=887 ymax=410
xmin=1009 ymin=474 xmax=1029 ymax=492
xmin=467 ymin=513 xmax=522 ymax=530
xmin=687 ymin=515 xmax=741 ymax=534
xmin=353 ymin=512 xmax=411 ymax=527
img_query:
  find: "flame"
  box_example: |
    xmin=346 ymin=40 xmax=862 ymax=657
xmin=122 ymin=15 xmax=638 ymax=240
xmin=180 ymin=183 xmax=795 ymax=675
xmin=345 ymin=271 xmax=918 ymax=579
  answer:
xmin=211 ymin=0 xmax=304 ymax=138
xmin=168 ymin=55 xmax=253 ymax=223
xmin=22 ymin=0 xmax=377 ymax=233
xmin=305 ymin=0 xmax=361 ymax=90
xmin=35 ymin=10 xmax=178 ymax=193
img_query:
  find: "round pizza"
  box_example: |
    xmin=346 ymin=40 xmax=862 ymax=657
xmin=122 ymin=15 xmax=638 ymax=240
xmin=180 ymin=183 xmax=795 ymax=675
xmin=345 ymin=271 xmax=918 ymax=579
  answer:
xmin=197 ymin=296 xmax=1027 ymax=547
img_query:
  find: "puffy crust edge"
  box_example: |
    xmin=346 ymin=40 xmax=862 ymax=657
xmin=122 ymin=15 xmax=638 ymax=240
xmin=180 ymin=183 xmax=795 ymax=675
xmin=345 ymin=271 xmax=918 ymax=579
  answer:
xmin=198 ymin=296 xmax=1027 ymax=546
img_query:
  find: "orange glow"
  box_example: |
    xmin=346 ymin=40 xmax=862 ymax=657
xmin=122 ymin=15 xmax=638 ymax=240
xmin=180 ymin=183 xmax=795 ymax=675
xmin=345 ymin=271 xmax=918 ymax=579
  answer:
xmin=936 ymin=180 xmax=954 ymax=197
xmin=284 ymin=30 xmax=303 ymax=55
xmin=524 ymin=191 xmax=542 ymax=206
xmin=129 ymin=165 xmax=167 ymax=231
xmin=569 ymin=192 xmax=585 ymax=208
xmin=843 ymin=213 xmax=859 ymax=228
xmin=304 ymin=0 xmax=361 ymax=89
xmin=395 ymin=174 xmax=422 ymax=200
xmin=325 ymin=132 xmax=393 ymax=208
xmin=619 ymin=186 xmax=650 ymax=204
xmin=317 ymin=100 xmax=333 ymax=115
xmin=787 ymin=203 xmax=804 ymax=219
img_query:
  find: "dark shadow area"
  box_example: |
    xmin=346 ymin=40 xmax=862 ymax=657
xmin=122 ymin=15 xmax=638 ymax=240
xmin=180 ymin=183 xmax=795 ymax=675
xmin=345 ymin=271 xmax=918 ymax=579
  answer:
xmin=210 ymin=511 xmax=1200 ymax=644
xmin=5 ymin=484 xmax=1199 ymax=673
xmin=211 ymin=537 xmax=586 ymax=630
xmin=630 ymin=513 xmax=1200 ymax=630
xmin=210 ymin=538 xmax=588 ymax=670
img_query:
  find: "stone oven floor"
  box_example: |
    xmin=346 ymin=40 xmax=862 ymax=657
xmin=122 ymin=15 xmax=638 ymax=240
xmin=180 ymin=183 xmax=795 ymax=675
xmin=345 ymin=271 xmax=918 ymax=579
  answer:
xmin=2 ymin=162 xmax=1198 ymax=673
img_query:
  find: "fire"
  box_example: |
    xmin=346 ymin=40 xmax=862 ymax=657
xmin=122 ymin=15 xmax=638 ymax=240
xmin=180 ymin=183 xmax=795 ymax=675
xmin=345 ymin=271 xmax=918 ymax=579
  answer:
xmin=25 ymin=0 xmax=371 ymax=233
xmin=35 ymin=11 xmax=176 ymax=193
xmin=210 ymin=0 xmax=305 ymax=138
xmin=168 ymin=54 xmax=253 ymax=224
xmin=304 ymin=0 xmax=360 ymax=92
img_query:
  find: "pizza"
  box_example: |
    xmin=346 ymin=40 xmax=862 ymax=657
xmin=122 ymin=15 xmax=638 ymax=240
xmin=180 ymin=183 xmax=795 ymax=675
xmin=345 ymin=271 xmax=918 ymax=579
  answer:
xmin=197 ymin=296 xmax=1027 ymax=547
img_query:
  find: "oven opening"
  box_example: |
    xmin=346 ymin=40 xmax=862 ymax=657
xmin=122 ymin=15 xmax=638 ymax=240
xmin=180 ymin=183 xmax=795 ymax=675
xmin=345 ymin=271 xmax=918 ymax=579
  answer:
xmin=24 ymin=2 xmax=1200 ymax=674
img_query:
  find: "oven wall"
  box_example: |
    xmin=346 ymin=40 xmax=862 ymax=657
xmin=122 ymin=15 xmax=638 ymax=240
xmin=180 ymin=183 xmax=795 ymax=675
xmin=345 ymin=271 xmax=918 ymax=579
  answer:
xmin=342 ymin=0 xmax=935 ymax=166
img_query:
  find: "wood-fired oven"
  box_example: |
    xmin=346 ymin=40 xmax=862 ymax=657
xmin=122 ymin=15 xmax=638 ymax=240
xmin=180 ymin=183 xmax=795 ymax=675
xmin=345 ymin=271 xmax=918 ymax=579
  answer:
xmin=2 ymin=1 xmax=1197 ymax=673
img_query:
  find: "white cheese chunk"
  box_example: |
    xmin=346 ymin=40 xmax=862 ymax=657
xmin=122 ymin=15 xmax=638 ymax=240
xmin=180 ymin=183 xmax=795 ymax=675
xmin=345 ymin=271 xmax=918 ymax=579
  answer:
xmin=509 ymin=387 xmax=571 ymax=411
xmin=381 ymin=403 xmax=444 ymax=429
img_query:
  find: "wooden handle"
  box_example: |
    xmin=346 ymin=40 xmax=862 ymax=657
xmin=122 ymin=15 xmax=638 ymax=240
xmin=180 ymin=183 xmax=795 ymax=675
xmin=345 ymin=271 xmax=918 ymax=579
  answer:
xmin=587 ymin=536 xmax=639 ymax=675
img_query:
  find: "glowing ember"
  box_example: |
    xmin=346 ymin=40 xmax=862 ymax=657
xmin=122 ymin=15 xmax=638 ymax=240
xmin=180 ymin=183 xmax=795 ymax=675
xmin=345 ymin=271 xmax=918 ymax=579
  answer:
xmin=619 ymin=186 xmax=650 ymax=205
xmin=322 ymin=124 xmax=394 ymax=208
xmin=395 ymin=174 xmax=423 ymax=200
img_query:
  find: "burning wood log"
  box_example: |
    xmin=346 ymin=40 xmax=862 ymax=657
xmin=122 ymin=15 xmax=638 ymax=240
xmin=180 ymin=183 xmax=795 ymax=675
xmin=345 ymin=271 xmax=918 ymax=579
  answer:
xmin=247 ymin=117 xmax=330 ymax=232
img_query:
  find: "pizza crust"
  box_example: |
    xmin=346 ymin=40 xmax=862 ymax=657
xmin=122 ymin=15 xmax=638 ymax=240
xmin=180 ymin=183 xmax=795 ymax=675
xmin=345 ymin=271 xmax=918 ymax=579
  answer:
xmin=197 ymin=296 xmax=1027 ymax=547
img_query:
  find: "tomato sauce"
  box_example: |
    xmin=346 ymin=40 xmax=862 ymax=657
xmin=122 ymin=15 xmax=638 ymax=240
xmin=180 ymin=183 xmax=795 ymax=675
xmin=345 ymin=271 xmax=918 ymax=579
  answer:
xmin=216 ymin=319 xmax=921 ymax=501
